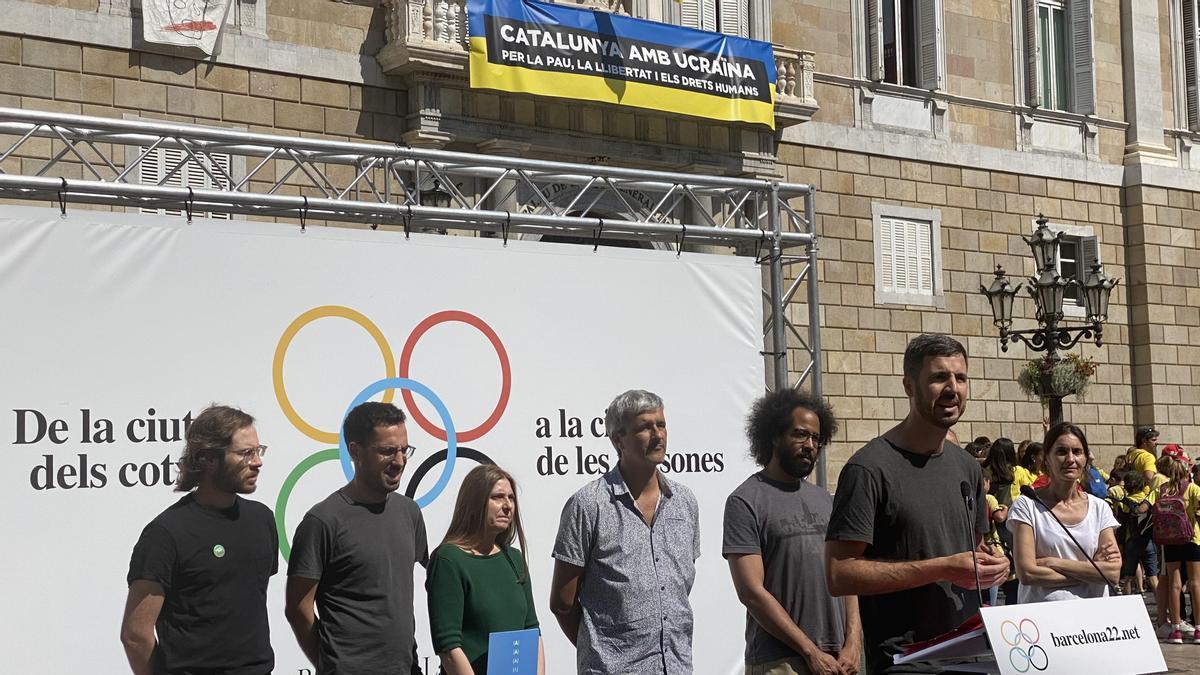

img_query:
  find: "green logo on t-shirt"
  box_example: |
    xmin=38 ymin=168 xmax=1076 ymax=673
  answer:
xmin=212 ymin=544 xmax=226 ymax=558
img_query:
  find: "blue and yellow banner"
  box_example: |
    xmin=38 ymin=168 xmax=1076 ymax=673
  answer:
xmin=467 ymin=0 xmax=777 ymax=128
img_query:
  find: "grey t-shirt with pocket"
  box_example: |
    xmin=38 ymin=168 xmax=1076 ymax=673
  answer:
xmin=288 ymin=489 xmax=429 ymax=674
xmin=723 ymin=472 xmax=846 ymax=665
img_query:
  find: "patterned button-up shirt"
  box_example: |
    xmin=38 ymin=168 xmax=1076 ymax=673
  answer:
xmin=552 ymin=465 xmax=700 ymax=675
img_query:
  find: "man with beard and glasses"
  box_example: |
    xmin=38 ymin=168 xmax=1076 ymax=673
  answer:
xmin=825 ymin=334 xmax=1009 ymax=674
xmin=121 ymin=405 xmax=276 ymax=675
xmin=286 ymin=401 xmax=429 ymax=674
xmin=550 ymin=389 xmax=700 ymax=674
xmin=723 ymin=390 xmax=861 ymax=675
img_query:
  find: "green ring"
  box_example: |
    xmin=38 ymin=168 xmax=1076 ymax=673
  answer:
xmin=275 ymin=447 xmax=340 ymax=562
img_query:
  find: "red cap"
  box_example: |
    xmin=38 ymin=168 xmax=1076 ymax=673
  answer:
xmin=1162 ymin=444 xmax=1190 ymax=463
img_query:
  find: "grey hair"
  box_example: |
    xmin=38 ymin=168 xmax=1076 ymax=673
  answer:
xmin=604 ymin=389 xmax=664 ymax=437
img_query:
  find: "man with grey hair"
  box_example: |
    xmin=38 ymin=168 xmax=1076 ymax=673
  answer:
xmin=550 ymin=389 xmax=700 ymax=674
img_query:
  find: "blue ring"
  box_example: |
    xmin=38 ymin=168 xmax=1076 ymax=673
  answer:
xmin=339 ymin=377 xmax=457 ymax=508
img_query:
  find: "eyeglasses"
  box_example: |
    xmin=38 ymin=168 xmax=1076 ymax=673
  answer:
xmin=371 ymin=445 xmax=417 ymax=459
xmin=788 ymin=429 xmax=823 ymax=447
xmin=231 ymin=445 xmax=268 ymax=461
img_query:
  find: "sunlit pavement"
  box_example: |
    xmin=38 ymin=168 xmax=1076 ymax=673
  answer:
xmin=1160 ymin=642 xmax=1199 ymax=672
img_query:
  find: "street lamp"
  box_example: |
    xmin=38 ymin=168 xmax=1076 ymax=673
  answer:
xmin=978 ymin=214 xmax=1120 ymax=425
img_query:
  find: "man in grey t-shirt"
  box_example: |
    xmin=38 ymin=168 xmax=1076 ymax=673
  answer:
xmin=285 ymin=402 xmax=429 ymax=674
xmin=724 ymin=389 xmax=860 ymax=675
xmin=825 ymin=335 xmax=1008 ymax=674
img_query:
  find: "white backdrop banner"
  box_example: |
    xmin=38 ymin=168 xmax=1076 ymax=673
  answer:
xmin=142 ymin=0 xmax=232 ymax=55
xmin=0 ymin=206 xmax=765 ymax=674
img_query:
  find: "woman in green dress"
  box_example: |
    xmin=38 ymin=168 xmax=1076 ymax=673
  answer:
xmin=427 ymin=464 xmax=544 ymax=675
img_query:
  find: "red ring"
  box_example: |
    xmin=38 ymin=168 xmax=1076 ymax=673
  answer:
xmin=399 ymin=310 xmax=511 ymax=442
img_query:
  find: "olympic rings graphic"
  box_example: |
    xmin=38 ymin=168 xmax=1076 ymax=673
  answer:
xmin=1008 ymin=645 xmax=1048 ymax=673
xmin=1000 ymin=618 xmax=1040 ymax=646
xmin=1000 ymin=619 xmax=1047 ymax=672
xmin=336 ymin=377 xmax=457 ymax=497
xmin=271 ymin=306 xmax=510 ymax=561
xmin=399 ymin=310 xmax=511 ymax=443
xmin=273 ymin=306 xmax=396 ymax=445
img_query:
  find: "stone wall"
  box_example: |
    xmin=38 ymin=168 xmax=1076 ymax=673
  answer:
xmin=0 ymin=34 xmax=405 ymax=213
xmin=778 ymin=141 xmax=1135 ymax=483
xmin=1124 ymin=183 xmax=1200 ymax=446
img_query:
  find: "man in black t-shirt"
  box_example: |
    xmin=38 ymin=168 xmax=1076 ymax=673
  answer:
xmin=285 ymin=401 xmax=429 ymax=674
xmin=825 ymin=335 xmax=1009 ymax=674
xmin=121 ymin=405 xmax=277 ymax=675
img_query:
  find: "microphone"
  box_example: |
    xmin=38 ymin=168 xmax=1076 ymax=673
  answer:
xmin=960 ymin=481 xmax=986 ymax=607
xmin=1019 ymin=485 xmax=1120 ymax=596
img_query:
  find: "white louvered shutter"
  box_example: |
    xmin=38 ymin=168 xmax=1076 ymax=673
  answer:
xmin=1024 ymin=0 xmax=1042 ymax=107
xmin=880 ymin=217 xmax=933 ymax=296
xmin=880 ymin=217 xmax=895 ymax=291
xmin=1184 ymin=0 xmax=1200 ymax=129
xmin=1068 ymin=0 xmax=1094 ymax=114
xmin=914 ymin=219 xmax=933 ymax=294
xmin=866 ymin=0 xmax=884 ymax=81
xmin=139 ymin=147 xmax=232 ymax=219
xmin=916 ymin=0 xmax=942 ymax=90
xmin=680 ymin=0 xmax=717 ymax=31
xmin=718 ymin=0 xmax=748 ymax=37
xmin=1076 ymin=234 xmax=1099 ymax=305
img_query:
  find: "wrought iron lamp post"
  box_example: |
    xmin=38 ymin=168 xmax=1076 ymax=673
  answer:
xmin=978 ymin=215 xmax=1119 ymax=425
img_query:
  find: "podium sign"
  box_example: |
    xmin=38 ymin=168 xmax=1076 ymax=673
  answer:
xmin=981 ymin=596 xmax=1165 ymax=675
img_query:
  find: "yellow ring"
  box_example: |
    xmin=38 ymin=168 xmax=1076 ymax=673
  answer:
xmin=273 ymin=305 xmax=396 ymax=444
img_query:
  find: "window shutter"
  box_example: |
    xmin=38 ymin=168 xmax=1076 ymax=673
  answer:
xmin=880 ymin=217 xmax=895 ymax=291
xmin=1068 ymin=0 xmax=1094 ymax=114
xmin=916 ymin=0 xmax=942 ymax=90
xmin=139 ymin=147 xmax=232 ymax=219
xmin=718 ymin=0 xmax=747 ymax=36
xmin=1076 ymin=235 xmax=1099 ymax=306
xmin=1184 ymin=0 xmax=1200 ymax=129
xmin=681 ymin=0 xmax=699 ymax=29
xmin=866 ymin=0 xmax=884 ymax=81
xmin=879 ymin=217 xmax=934 ymax=296
xmin=1024 ymin=0 xmax=1042 ymax=107
xmin=701 ymin=0 xmax=717 ymax=32
xmin=915 ymin=219 xmax=933 ymax=293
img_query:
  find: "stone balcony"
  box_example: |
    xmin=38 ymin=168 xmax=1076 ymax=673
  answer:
xmin=376 ymin=0 xmax=818 ymax=136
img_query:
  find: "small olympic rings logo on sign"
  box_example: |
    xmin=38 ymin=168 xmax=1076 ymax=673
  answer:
xmin=270 ymin=306 xmax=511 ymax=559
xmin=1000 ymin=618 xmax=1048 ymax=672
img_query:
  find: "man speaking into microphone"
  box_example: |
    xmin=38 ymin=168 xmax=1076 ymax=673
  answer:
xmin=825 ymin=334 xmax=1009 ymax=673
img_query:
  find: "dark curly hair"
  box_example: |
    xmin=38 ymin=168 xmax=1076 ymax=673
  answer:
xmin=745 ymin=389 xmax=839 ymax=467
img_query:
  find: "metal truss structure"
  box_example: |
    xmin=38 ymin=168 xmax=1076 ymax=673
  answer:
xmin=0 ymin=106 xmax=827 ymax=484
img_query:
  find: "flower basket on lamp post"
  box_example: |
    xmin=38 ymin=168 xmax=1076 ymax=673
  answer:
xmin=1016 ymin=353 xmax=1098 ymax=401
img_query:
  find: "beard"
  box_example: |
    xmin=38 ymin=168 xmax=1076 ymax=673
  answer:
xmin=917 ymin=392 xmax=965 ymax=429
xmin=779 ymin=450 xmax=815 ymax=480
xmin=212 ymin=457 xmax=255 ymax=494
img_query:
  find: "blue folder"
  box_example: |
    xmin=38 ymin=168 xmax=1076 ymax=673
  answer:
xmin=486 ymin=627 xmax=540 ymax=675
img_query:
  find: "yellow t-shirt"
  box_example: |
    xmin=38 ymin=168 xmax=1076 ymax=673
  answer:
xmin=1011 ymin=465 xmax=1037 ymax=501
xmin=1149 ymin=474 xmax=1168 ymax=501
xmin=985 ymin=494 xmax=1002 ymax=546
xmin=1126 ymin=448 xmax=1157 ymax=475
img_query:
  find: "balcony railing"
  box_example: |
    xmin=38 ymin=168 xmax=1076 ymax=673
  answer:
xmin=378 ymin=0 xmax=818 ymax=127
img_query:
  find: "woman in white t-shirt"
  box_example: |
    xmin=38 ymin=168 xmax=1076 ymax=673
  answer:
xmin=1007 ymin=422 xmax=1122 ymax=604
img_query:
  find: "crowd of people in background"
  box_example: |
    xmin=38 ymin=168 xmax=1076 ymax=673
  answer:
xmin=118 ymin=332 xmax=1200 ymax=675
xmin=966 ymin=421 xmax=1200 ymax=647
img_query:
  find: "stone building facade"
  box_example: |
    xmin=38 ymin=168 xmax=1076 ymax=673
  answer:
xmin=1 ymin=0 xmax=1197 ymax=480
